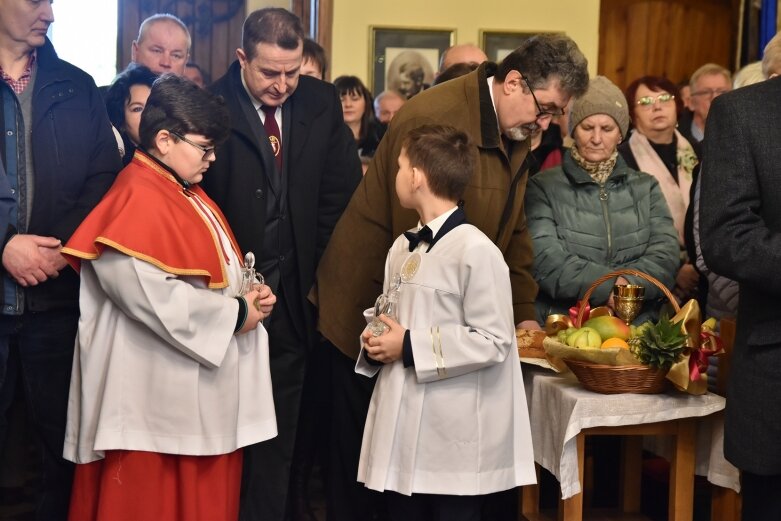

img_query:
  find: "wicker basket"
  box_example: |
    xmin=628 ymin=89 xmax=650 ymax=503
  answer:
xmin=564 ymin=358 xmax=670 ymax=394
xmin=567 ymin=269 xmax=680 ymax=394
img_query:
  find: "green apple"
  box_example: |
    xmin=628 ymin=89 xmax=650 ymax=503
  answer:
xmin=575 ymin=327 xmax=602 ymax=349
xmin=566 ymin=328 xmax=583 ymax=347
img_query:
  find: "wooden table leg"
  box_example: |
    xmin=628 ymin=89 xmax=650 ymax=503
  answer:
xmin=560 ymin=432 xmax=585 ymax=521
xmin=709 ymin=410 xmax=741 ymax=521
xmin=621 ymin=435 xmax=643 ymax=513
xmin=669 ymin=418 xmax=696 ymax=521
xmin=520 ymin=464 xmax=541 ymax=519
xmin=711 ymin=485 xmax=741 ymax=521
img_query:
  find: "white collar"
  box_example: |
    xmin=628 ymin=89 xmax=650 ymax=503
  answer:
xmin=417 ymin=206 xmax=459 ymax=238
xmin=487 ymin=76 xmax=499 ymax=133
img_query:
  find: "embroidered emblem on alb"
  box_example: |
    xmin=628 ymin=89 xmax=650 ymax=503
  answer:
xmin=400 ymin=252 xmax=421 ymax=282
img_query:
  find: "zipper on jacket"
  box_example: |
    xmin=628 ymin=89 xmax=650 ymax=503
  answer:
xmin=48 ymin=110 xmax=60 ymax=164
xmin=599 ymin=183 xmax=612 ymax=260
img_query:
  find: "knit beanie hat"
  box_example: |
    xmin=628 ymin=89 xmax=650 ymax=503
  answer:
xmin=568 ymin=76 xmax=630 ymax=139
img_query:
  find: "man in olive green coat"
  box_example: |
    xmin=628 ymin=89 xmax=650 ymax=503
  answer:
xmin=316 ymin=34 xmax=589 ymax=521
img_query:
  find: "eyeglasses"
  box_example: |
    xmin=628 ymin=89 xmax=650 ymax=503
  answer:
xmin=169 ymin=131 xmax=215 ymax=160
xmin=690 ymin=88 xmax=729 ymax=99
xmin=521 ymin=73 xmax=566 ymax=119
xmin=635 ymin=93 xmax=675 ymax=107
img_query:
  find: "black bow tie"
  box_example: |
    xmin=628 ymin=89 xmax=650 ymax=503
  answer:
xmin=404 ymin=225 xmax=433 ymax=252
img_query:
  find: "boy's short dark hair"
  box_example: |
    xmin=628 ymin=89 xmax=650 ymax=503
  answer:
xmin=303 ymin=38 xmax=328 ymax=79
xmin=139 ymin=74 xmax=230 ymax=150
xmin=402 ymin=125 xmax=475 ymax=202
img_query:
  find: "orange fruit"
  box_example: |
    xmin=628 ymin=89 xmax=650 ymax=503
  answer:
xmin=601 ymin=337 xmax=629 ymax=350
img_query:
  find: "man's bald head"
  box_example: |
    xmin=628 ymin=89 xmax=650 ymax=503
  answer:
xmin=438 ymin=44 xmax=488 ymax=73
xmin=132 ymin=14 xmax=191 ymax=76
xmin=374 ymin=90 xmax=405 ymax=123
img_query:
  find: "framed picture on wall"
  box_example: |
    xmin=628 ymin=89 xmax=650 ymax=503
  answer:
xmin=370 ymin=26 xmax=456 ymax=99
xmin=479 ymin=30 xmax=559 ymax=63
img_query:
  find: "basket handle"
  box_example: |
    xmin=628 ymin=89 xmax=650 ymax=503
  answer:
xmin=575 ymin=269 xmax=680 ymax=327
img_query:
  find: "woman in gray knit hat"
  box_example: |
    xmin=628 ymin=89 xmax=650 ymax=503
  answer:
xmin=524 ymin=76 xmax=680 ymax=323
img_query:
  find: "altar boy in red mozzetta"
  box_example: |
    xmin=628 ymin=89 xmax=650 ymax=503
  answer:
xmin=356 ymin=125 xmax=536 ymax=520
xmin=61 ymin=75 xmax=278 ymax=521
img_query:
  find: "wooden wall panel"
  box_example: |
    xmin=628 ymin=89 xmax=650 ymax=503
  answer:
xmin=117 ymin=0 xmax=245 ymax=84
xmin=599 ymin=0 xmax=740 ymax=91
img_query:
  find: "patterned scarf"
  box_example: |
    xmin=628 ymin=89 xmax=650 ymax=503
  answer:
xmin=570 ymin=145 xmax=618 ymax=186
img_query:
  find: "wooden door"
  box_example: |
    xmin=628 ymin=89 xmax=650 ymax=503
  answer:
xmin=598 ymin=0 xmax=741 ymax=90
xmin=117 ymin=0 xmax=245 ymax=84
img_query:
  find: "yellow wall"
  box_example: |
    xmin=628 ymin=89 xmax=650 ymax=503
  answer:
xmin=247 ymin=0 xmax=289 ymax=15
xmin=331 ymin=0 xmax=600 ymax=86
xmin=243 ymin=1 xmax=600 ymax=88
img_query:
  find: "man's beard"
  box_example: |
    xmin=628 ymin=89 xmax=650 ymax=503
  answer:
xmin=504 ymin=123 xmax=539 ymax=142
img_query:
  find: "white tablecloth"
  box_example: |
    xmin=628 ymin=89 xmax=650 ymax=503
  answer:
xmin=522 ymin=366 xmax=740 ymax=499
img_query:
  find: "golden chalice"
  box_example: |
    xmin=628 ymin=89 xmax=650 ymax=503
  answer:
xmin=613 ymin=284 xmax=645 ymax=325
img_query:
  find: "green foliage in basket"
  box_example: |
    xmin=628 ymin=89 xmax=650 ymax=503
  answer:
xmin=628 ymin=313 xmax=686 ymax=369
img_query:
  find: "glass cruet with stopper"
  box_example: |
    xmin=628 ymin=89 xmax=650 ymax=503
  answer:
xmin=368 ymin=274 xmax=402 ymax=337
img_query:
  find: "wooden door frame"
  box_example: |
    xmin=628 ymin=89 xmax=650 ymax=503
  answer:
xmin=292 ymin=0 xmax=333 ymax=79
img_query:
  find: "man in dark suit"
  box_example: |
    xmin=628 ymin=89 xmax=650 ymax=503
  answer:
xmin=700 ymin=75 xmax=781 ymax=520
xmin=202 ymin=8 xmax=362 ymax=521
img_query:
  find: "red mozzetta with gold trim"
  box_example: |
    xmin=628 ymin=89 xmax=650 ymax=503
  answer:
xmin=62 ymin=150 xmax=242 ymax=289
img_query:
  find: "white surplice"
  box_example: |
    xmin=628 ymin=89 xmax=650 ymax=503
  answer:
xmin=356 ymin=223 xmax=536 ymax=496
xmin=63 ymin=194 xmax=277 ymax=464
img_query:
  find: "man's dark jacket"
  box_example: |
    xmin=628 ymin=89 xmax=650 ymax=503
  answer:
xmin=0 ymin=38 xmax=121 ymax=311
xmin=700 ymin=75 xmax=781 ymax=474
xmin=204 ymin=61 xmax=362 ymax=335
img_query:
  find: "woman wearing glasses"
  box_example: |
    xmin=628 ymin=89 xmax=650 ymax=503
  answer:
xmin=61 ymin=75 xmax=278 ymax=521
xmin=618 ymin=76 xmax=702 ymax=304
xmin=525 ymin=76 xmax=679 ymax=323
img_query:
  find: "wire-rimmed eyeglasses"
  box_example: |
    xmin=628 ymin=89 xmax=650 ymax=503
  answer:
xmin=170 ymin=131 xmax=216 ymax=160
xmin=521 ymin=73 xmax=566 ymax=119
xmin=635 ymin=93 xmax=675 ymax=108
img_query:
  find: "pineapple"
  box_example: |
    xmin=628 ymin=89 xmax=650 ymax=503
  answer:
xmin=628 ymin=314 xmax=686 ymax=369
xmin=630 ymin=321 xmax=653 ymax=338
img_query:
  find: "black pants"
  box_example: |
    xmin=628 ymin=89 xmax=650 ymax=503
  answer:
xmin=288 ymin=337 xmax=332 ymax=509
xmin=0 ymin=309 xmax=78 ymax=521
xmin=481 ymin=488 xmax=519 ymax=521
xmin=240 ymin=296 xmax=308 ymax=521
xmin=741 ymin=471 xmax=781 ymax=521
xmin=386 ymin=491 xmax=481 ymax=521
xmin=326 ymin=343 xmax=386 ymax=521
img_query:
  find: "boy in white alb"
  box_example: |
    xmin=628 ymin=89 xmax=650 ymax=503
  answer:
xmin=356 ymin=125 xmax=536 ymax=520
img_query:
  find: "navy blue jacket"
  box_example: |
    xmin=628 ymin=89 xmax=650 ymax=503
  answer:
xmin=0 ymin=38 xmax=121 ymax=312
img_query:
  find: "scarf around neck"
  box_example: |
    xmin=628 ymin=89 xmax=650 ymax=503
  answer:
xmin=627 ymin=129 xmax=698 ymax=245
xmin=570 ymin=145 xmax=618 ymax=186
